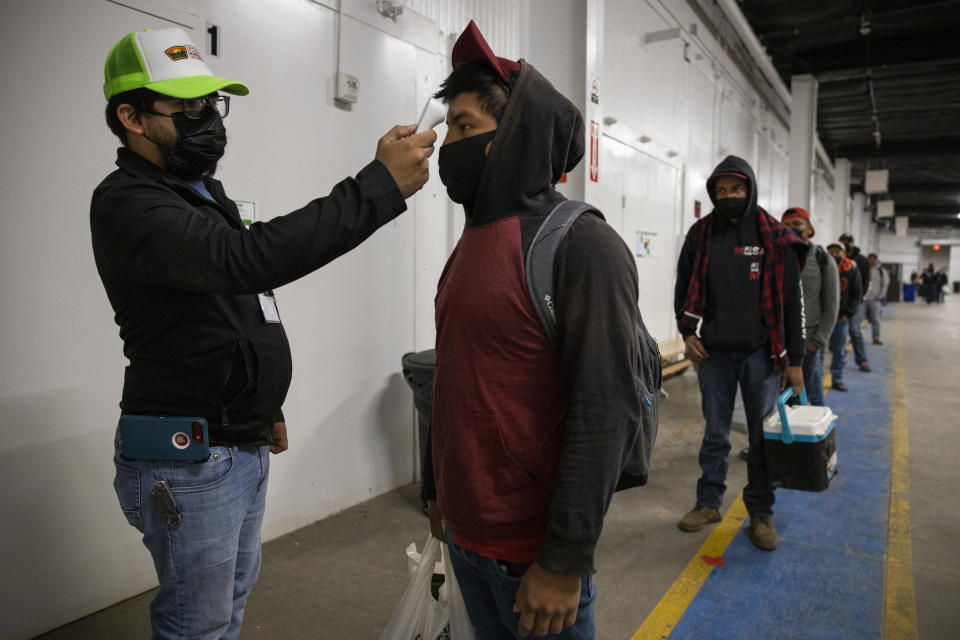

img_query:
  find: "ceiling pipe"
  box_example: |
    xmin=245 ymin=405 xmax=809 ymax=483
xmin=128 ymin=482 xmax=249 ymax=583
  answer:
xmin=715 ymin=0 xmax=793 ymax=108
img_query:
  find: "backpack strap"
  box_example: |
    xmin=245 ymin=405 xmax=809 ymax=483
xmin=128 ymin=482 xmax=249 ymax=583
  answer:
xmin=815 ymin=244 xmax=828 ymax=268
xmin=525 ymin=200 xmax=599 ymax=349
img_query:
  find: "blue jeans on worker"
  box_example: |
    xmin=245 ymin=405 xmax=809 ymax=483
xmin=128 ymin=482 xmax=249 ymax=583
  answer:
xmin=802 ymin=346 xmax=825 ymax=406
xmin=829 ymin=319 xmax=850 ymax=383
xmin=113 ymin=443 xmax=270 ymax=640
xmin=695 ymin=348 xmax=780 ymax=517
xmin=445 ymin=532 xmax=596 ymax=640
xmin=848 ymin=302 xmax=868 ymax=365
xmin=864 ymin=299 xmax=881 ymax=341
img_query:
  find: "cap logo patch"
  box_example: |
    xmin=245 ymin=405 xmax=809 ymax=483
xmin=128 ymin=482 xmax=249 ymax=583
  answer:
xmin=164 ymin=45 xmax=203 ymax=62
xmin=165 ymin=45 xmax=188 ymax=61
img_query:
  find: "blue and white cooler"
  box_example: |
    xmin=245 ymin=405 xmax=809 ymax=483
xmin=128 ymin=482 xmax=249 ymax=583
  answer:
xmin=762 ymin=388 xmax=838 ymax=492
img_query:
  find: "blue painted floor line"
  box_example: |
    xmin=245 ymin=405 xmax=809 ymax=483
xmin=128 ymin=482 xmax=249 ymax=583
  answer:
xmin=670 ymin=323 xmax=895 ymax=640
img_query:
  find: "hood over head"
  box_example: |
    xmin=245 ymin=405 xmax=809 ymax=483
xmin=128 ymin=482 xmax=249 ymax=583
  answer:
xmin=706 ymin=155 xmax=758 ymax=224
xmin=448 ymin=22 xmax=583 ymax=226
xmin=468 ymin=60 xmax=584 ymax=226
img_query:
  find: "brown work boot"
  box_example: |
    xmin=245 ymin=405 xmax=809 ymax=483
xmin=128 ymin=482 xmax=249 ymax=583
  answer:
xmin=678 ymin=505 xmax=721 ymax=532
xmin=746 ymin=515 xmax=778 ymax=550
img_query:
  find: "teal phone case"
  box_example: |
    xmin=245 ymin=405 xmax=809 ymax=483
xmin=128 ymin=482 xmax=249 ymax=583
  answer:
xmin=118 ymin=415 xmax=210 ymax=461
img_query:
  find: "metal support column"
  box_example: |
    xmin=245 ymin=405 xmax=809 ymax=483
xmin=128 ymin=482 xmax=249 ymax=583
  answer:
xmin=834 ymin=157 xmax=852 ymax=242
xmin=788 ymin=74 xmax=818 ymax=212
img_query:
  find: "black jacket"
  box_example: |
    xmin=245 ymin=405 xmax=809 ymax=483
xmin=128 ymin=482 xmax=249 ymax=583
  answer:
xmin=91 ymin=148 xmax=405 ymax=445
xmin=674 ymin=156 xmax=804 ymax=364
xmin=837 ymin=257 xmax=864 ymax=319
xmin=848 ymin=245 xmax=870 ymax=294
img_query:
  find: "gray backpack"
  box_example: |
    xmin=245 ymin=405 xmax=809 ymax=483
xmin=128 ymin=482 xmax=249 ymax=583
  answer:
xmin=525 ymin=200 xmax=661 ymax=490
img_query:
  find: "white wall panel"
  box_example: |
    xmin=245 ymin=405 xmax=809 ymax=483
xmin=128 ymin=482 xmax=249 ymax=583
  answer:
xmin=0 ymin=0 xmax=439 ymax=636
xmin=811 ymin=172 xmax=838 ymax=245
xmin=600 ymin=138 xmax=683 ymax=343
xmin=0 ymin=3 xmax=200 ymax=637
xmin=402 ymin=0 xmax=524 ymax=58
xmin=604 ymin=0 xmax=686 ymax=154
xmin=718 ymin=84 xmax=758 ymax=168
xmin=948 ymin=247 xmax=960 ymax=291
xmin=682 ymin=51 xmax=719 ymax=234
xmin=879 ymin=232 xmax=921 ymax=281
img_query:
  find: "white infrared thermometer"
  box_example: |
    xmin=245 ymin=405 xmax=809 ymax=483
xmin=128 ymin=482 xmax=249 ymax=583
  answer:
xmin=416 ymin=97 xmax=447 ymax=133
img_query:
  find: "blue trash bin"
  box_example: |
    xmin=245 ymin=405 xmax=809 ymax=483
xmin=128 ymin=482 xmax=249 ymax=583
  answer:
xmin=903 ymin=283 xmax=917 ymax=302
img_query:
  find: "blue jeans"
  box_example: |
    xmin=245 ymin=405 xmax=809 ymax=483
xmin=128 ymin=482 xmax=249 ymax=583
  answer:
xmin=848 ymin=302 xmax=868 ymax=365
xmin=802 ymin=346 xmax=825 ymax=406
xmin=113 ymin=444 xmax=270 ymax=640
xmin=445 ymin=533 xmax=596 ymax=640
xmin=695 ymin=348 xmax=780 ymax=517
xmin=865 ymin=299 xmax=881 ymax=341
xmin=829 ymin=319 xmax=849 ymax=383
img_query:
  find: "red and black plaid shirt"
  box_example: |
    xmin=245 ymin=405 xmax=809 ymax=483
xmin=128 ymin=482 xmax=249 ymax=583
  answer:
xmin=679 ymin=207 xmax=807 ymax=367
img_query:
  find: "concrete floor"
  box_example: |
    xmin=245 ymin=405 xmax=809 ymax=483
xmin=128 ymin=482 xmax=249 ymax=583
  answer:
xmin=37 ymin=299 xmax=959 ymax=639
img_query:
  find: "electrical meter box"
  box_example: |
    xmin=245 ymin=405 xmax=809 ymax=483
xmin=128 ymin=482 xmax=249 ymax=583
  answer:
xmin=337 ymin=73 xmax=359 ymax=103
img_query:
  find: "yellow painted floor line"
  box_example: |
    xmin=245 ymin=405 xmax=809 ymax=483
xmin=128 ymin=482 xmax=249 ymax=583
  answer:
xmin=631 ymin=496 xmax=748 ymax=640
xmin=883 ymin=317 xmax=919 ymax=639
xmin=633 ymin=366 xmax=834 ymax=639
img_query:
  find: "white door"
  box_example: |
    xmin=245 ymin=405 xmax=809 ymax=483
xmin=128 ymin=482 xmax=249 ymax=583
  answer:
xmin=600 ymin=137 xmax=683 ymax=344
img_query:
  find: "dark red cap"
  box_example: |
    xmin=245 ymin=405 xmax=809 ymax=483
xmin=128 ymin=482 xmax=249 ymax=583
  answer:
xmin=782 ymin=207 xmax=811 ymax=223
xmin=451 ymin=20 xmax=521 ymax=82
xmin=783 ymin=206 xmax=814 ymax=237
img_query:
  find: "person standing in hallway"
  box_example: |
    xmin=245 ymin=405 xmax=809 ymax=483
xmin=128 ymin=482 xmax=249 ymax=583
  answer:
xmin=675 ymin=156 xmax=806 ymax=551
xmin=781 ymin=208 xmax=839 ymax=405
xmin=922 ymin=263 xmax=938 ymax=304
xmin=424 ymin=21 xmax=645 ymax=639
xmin=865 ymin=253 xmax=889 ymax=345
xmin=827 ymin=244 xmax=864 ymax=392
xmin=840 ymin=233 xmax=872 ymax=372
xmin=92 ymin=28 xmax=435 ymax=640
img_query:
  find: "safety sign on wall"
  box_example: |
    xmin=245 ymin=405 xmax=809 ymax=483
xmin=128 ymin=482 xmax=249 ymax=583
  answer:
xmin=635 ymin=231 xmax=657 ymax=258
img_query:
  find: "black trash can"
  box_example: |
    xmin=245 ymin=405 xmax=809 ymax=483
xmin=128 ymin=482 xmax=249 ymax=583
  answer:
xmin=401 ymin=349 xmax=436 ymax=512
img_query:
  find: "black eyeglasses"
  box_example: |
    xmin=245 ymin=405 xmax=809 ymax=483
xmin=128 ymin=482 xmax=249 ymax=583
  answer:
xmin=144 ymin=95 xmax=230 ymax=119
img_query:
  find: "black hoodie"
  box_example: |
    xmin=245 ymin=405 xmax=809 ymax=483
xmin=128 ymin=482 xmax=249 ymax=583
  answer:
xmin=430 ymin=61 xmax=642 ymax=576
xmin=674 ymin=156 xmax=804 ymax=364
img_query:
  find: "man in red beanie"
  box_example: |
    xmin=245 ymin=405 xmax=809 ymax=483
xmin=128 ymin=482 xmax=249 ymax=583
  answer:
xmin=423 ymin=20 xmax=646 ymax=639
xmin=779 ymin=208 xmax=839 ymax=406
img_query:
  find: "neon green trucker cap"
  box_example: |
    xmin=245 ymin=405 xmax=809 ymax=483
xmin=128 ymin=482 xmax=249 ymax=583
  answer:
xmin=103 ymin=27 xmax=249 ymax=100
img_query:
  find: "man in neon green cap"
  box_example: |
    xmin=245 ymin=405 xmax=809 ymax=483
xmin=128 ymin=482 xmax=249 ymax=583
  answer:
xmin=92 ymin=27 xmax=435 ymax=639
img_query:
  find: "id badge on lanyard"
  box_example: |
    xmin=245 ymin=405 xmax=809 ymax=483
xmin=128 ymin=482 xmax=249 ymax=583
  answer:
xmin=258 ymin=290 xmax=281 ymax=323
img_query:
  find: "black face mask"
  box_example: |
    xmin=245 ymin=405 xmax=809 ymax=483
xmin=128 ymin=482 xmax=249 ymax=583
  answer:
xmin=833 ymin=255 xmax=843 ymax=265
xmin=154 ymin=110 xmax=227 ymax=180
xmin=714 ymin=197 xmax=748 ymax=222
xmin=789 ymin=227 xmax=804 ymax=240
xmin=438 ymin=130 xmax=497 ymax=210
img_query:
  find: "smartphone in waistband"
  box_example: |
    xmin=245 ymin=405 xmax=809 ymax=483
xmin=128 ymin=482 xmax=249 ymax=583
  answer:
xmin=117 ymin=415 xmax=210 ymax=462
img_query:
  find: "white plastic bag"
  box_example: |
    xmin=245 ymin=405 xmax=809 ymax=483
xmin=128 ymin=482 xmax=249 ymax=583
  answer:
xmin=441 ymin=540 xmax=476 ymax=640
xmin=380 ymin=535 xmax=476 ymax=640
xmin=380 ymin=535 xmax=448 ymax=640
